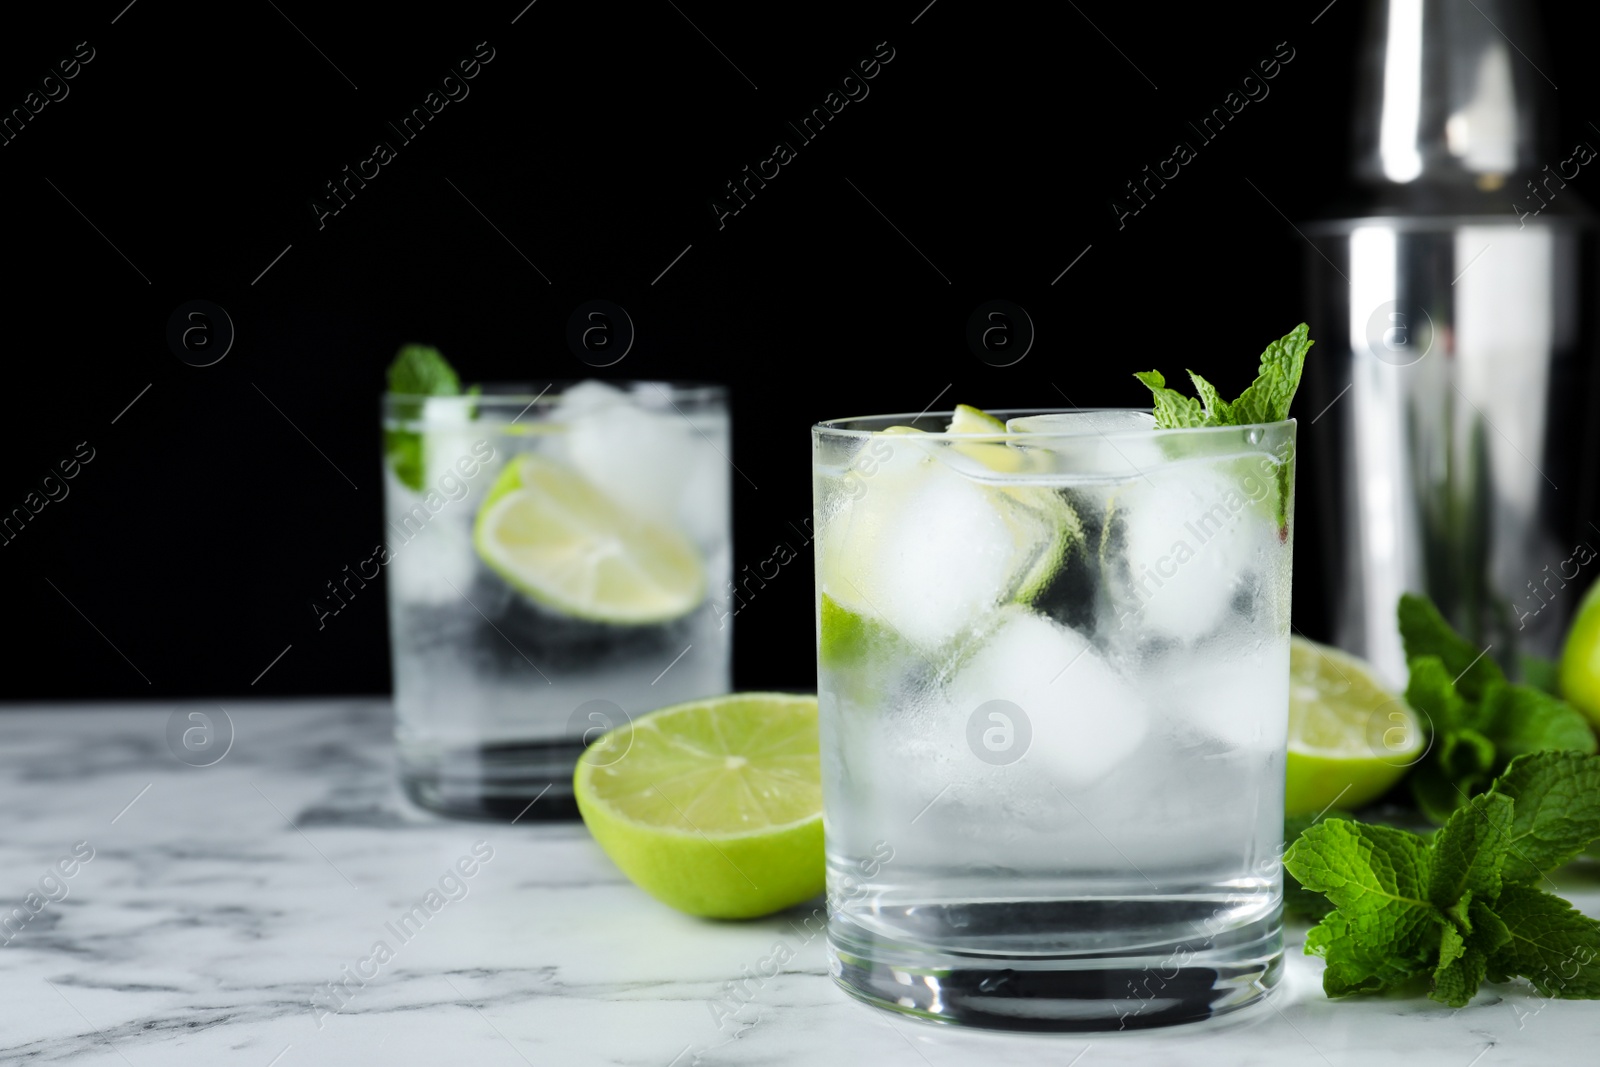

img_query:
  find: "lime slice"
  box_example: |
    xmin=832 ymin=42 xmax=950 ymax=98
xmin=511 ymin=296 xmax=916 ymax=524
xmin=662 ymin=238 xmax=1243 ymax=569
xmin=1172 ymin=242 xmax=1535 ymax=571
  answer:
xmin=1559 ymin=580 xmax=1600 ymax=728
xmin=574 ymin=693 xmax=823 ymax=918
xmin=948 ymin=403 xmax=1080 ymax=601
xmin=1286 ymin=636 xmax=1424 ymax=815
xmin=818 ymin=591 xmax=904 ymax=670
xmin=948 ymin=403 xmax=1029 ymax=473
xmin=948 ymin=403 xmax=1006 ymax=432
xmin=818 ymin=406 xmax=1077 ymax=652
xmin=473 ymin=454 xmax=705 ymax=624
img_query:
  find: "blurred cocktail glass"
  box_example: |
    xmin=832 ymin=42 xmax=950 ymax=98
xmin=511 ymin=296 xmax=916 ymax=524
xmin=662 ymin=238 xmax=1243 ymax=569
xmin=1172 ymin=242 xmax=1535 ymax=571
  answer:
xmin=384 ymin=381 xmax=730 ymax=819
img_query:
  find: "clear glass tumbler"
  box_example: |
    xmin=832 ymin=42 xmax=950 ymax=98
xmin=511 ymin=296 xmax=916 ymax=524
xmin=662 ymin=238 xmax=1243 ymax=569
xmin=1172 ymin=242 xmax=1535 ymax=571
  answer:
xmin=812 ymin=409 xmax=1296 ymax=1029
xmin=384 ymin=381 xmax=731 ymax=819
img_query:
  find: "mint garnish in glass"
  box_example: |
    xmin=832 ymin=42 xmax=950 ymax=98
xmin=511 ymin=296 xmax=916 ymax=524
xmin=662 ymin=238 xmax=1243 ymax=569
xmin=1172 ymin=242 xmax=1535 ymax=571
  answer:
xmin=1133 ymin=322 xmax=1313 ymax=538
xmin=385 ymin=344 xmax=463 ymax=491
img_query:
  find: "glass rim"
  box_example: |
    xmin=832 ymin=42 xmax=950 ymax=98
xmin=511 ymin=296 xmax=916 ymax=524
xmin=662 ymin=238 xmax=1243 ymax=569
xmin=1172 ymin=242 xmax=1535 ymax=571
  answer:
xmin=383 ymin=380 xmax=725 ymax=407
xmin=813 ymin=408 xmax=1296 ymax=440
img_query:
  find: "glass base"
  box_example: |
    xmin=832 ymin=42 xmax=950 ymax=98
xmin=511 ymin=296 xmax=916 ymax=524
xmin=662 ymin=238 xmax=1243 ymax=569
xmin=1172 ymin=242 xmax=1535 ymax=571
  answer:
xmin=400 ymin=741 xmax=584 ymax=821
xmin=827 ymin=902 xmax=1282 ymax=1031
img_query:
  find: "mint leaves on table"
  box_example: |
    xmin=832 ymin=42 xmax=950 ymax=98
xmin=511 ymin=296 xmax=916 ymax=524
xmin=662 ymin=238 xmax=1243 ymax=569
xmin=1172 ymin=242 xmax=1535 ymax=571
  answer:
xmin=385 ymin=344 xmax=465 ymax=491
xmin=1283 ymin=809 xmax=1349 ymax=922
xmin=1398 ymin=594 xmax=1596 ymax=822
xmin=1134 ymin=322 xmax=1312 ymax=430
xmin=1284 ymin=751 xmax=1600 ymax=1007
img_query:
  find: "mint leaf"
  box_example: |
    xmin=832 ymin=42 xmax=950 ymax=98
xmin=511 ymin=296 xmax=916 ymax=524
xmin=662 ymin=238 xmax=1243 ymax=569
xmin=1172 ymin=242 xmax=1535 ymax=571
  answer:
xmin=1406 ymin=655 xmax=1469 ymax=735
xmin=1429 ymin=792 xmax=1513 ymax=909
xmin=1410 ymin=760 xmax=1467 ymax=823
xmin=1489 ymin=884 xmax=1600 ymax=997
xmin=1468 ymin=896 xmax=1512 ymax=957
xmin=1395 ymin=596 xmax=1579 ymax=822
xmin=1230 ymin=322 xmax=1313 ymax=425
xmin=1135 ymin=323 xmax=1310 ymax=429
xmin=1186 ymin=371 xmax=1231 ymax=424
xmin=1285 ymin=820 xmax=1435 ymax=916
xmin=1405 ymin=656 xmax=1484 ymax=818
xmin=1284 ymin=811 xmax=1351 ymax=921
xmin=1441 ymin=728 xmax=1497 ymax=783
xmin=1481 ymin=681 xmax=1597 ymax=761
xmin=386 ymin=434 xmax=427 ymax=492
xmin=384 ymin=344 xmax=463 ymax=492
xmin=1307 ymin=910 xmax=1441 ymax=996
xmin=1432 ymin=925 xmax=1488 ymax=1007
xmin=1286 ymin=820 xmax=1446 ymax=997
xmin=1488 ymin=752 xmax=1600 ymax=883
xmin=1398 ymin=594 xmax=1504 ymax=702
xmin=1133 ymin=370 xmax=1208 ymax=428
xmin=388 ymin=343 xmax=462 ymax=397
xmin=1520 ymin=654 xmax=1563 ymax=696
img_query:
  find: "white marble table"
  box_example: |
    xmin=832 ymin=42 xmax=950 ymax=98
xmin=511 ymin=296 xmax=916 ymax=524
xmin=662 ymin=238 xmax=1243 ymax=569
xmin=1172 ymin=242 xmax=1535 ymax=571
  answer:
xmin=1 ymin=700 xmax=1594 ymax=1066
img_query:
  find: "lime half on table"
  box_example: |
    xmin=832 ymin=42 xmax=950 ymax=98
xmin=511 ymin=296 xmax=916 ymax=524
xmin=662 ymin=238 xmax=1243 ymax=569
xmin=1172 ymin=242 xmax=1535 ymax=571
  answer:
xmin=1559 ymin=579 xmax=1600 ymax=728
xmin=473 ymin=454 xmax=705 ymax=624
xmin=574 ymin=693 xmax=823 ymax=918
xmin=1286 ymin=637 xmax=1424 ymax=816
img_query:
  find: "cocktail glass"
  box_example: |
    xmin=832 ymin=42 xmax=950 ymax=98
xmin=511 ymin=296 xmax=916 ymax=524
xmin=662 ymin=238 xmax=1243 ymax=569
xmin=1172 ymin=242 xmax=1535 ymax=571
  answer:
xmin=384 ymin=381 xmax=731 ymax=819
xmin=812 ymin=409 xmax=1295 ymax=1029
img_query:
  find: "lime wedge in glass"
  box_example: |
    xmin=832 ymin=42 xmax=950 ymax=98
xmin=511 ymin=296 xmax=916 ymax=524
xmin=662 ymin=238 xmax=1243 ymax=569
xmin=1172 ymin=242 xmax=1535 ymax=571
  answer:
xmin=817 ymin=404 xmax=1079 ymax=652
xmin=473 ymin=454 xmax=705 ymax=624
xmin=947 ymin=403 xmax=1031 ymax=473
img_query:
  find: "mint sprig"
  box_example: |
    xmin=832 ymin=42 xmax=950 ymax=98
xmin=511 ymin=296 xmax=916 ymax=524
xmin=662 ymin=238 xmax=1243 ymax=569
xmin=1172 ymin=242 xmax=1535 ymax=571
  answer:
xmin=1134 ymin=322 xmax=1312 ymax=429
xmin=1134 ymin=323 xmax=1311 ymax=538
xmin=1398 ymin=594 xmax=1596 ymax=821
xmin=1285 ymin=751 xmax=1600 ymax=1007
xmin=385 ymin=344 xmax=465 ymax=491
xmin=1283 ymin=809 xmax=1349 ymax=922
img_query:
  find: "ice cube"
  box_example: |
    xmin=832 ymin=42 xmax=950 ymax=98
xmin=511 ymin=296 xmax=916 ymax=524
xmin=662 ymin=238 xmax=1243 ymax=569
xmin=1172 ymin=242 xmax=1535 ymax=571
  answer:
xmin=817 ymin=441 xmax=1061 ymax=650
xmin=1005 ymin=411 xmax=1163 ymax=480
xmin=385 ymin=468 xmax=477 ymax=604
xmin=944 ymin=608 xmax=1149 ymax=790
xmin=1006 ymin=411 xmax=1158 ymax=435
xmin=1105 ymin=459 xmax=1274 ymax=643
xmin=553 ymin=379 xmax=630 ymax=417
xmin=420 ymin=418 xmax=490 ymax=497
xmin=1149 ymin=640 xmax=1289 ymax=750
xmin=556 ymin=381 xmax=716 ymax=535
xmin=674 ymin=440 xmax=731 ymax=549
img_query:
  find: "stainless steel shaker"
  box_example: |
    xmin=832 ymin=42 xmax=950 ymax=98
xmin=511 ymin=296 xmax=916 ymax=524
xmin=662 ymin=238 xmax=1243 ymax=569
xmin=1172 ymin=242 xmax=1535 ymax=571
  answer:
xmin=1305 ymin=0 xmax=1598 ymax=685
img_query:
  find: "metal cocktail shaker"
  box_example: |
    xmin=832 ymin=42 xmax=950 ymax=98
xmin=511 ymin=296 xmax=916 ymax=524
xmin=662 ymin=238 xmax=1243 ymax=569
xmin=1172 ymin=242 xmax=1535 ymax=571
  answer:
xmin=1304 ymin=0 xmax=1599 ymax=686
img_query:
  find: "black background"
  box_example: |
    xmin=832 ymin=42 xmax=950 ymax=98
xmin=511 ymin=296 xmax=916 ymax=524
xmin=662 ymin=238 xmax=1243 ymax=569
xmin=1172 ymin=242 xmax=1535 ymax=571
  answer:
xmin=0 ymin=0 xmax=1591 ymax=703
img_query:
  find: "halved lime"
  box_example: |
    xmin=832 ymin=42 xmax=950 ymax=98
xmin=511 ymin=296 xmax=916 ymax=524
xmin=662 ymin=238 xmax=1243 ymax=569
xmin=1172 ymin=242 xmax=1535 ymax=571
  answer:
xmin=1559 ymin=580 xmax=1600 ymax=728
xmin=1286 ymin=636 xmax=1424 ymax=815
xmin=473 ymin=454 xmax=704 ymax=624
xmin=574 ymin=693 xmax=823 ymax=918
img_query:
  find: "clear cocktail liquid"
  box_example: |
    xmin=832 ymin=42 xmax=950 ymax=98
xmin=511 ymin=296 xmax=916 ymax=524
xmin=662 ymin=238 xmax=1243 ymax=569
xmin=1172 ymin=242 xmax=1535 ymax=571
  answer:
xmin=813 ymin=411 xmax=1294 ymax=1029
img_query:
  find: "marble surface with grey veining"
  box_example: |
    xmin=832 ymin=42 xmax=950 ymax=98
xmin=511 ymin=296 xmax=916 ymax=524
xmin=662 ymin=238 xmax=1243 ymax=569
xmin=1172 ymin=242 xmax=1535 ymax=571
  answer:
xmin=1 ymin=699 xmax=1596 ymax=1066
